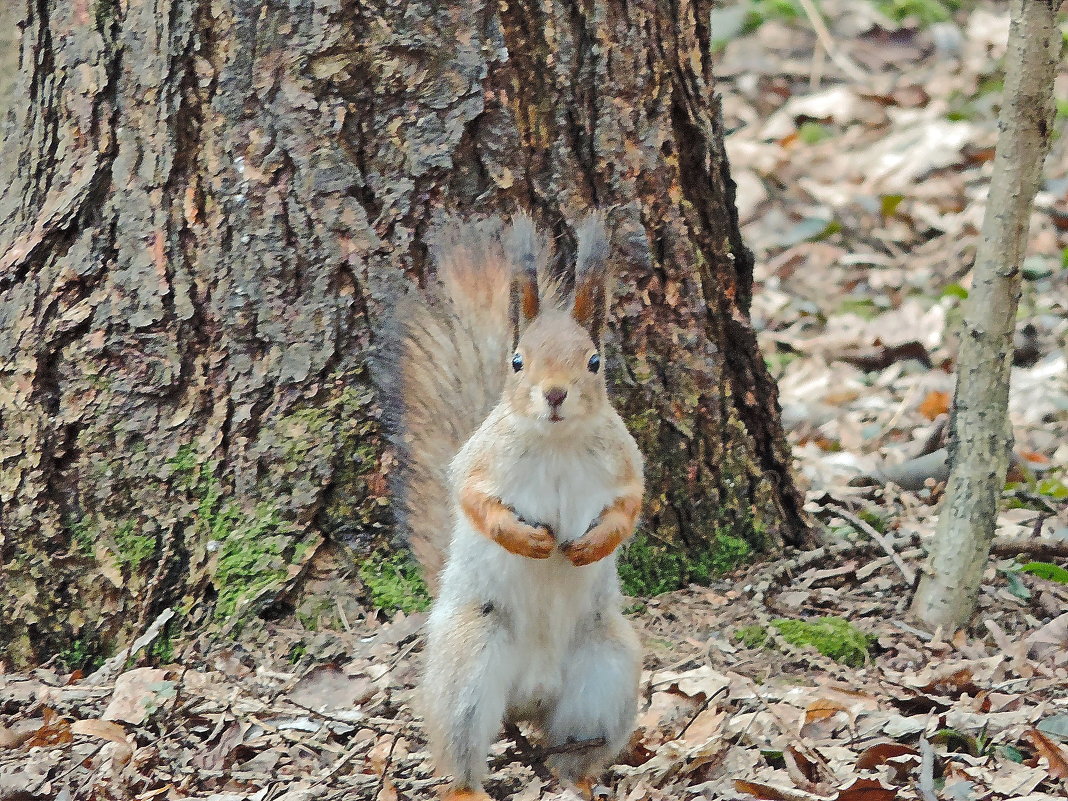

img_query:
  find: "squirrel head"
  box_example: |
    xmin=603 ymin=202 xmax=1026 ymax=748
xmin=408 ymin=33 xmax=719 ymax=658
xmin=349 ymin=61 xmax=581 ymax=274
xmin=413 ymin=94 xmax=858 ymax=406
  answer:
xmin=504 ymin=213 xmax=612 ymax=427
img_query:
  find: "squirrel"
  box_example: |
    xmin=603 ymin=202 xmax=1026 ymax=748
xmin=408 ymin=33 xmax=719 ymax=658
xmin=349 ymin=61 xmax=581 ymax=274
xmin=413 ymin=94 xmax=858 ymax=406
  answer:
xmin=386 ymin=212 xmax=644 ymax=801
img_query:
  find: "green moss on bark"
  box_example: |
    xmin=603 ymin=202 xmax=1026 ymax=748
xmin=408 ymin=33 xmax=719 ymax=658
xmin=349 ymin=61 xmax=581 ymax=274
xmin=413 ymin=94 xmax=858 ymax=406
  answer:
xmin=113 ymin=520 xmax=157 ymax=570
xmin=167 ymin=446 xmax=304 ymax=624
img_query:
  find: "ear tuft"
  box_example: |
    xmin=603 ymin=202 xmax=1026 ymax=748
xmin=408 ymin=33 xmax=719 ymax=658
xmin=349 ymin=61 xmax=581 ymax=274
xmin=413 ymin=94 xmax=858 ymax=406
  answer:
xmin=506 ymin=213 xmax=543 ymax=324
xmin=572 ymin=212 xmax=611 ymax=341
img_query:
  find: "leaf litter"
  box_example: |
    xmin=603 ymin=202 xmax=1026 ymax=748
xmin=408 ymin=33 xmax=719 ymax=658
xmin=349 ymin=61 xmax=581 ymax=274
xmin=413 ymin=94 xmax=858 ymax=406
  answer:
xmin=2 ymin=1 xmax=1068 ymax=799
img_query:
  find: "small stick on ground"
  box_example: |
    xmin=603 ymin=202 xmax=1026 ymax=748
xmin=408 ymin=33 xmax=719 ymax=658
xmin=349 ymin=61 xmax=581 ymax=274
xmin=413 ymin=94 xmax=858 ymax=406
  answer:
xmin=542 ymin=736 xmax=608 ymax=756
xmin=503 ymin=722 xmax=554 ymax=782
xmin=796 ymin=0 xmax=866 ymax=82
xmin=828 ymin=502 xmax=917 ymax=585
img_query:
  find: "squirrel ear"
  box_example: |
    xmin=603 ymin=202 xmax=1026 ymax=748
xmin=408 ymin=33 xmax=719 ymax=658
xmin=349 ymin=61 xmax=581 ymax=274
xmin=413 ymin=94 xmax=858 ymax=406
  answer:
xmin=572 ymin=212 xmax=610 ymax=342
xmin=506 ymin=213 xmax=542 ymax=325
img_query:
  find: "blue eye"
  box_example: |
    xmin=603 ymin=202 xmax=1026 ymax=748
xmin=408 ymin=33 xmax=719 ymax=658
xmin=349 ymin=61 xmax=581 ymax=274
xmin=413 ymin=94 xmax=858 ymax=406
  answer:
xmin=587 ymin=353 xmax=601 ymax=373
xmin=512 ymin=353 xmax=524 ymax=372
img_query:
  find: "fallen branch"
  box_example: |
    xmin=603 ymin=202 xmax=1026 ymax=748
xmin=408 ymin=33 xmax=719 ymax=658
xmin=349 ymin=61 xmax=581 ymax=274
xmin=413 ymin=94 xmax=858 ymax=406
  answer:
xmin=852 ymin=448 xmax=950 ymax=491
xmin=990 ymin=537 xmax=1068 ymax=561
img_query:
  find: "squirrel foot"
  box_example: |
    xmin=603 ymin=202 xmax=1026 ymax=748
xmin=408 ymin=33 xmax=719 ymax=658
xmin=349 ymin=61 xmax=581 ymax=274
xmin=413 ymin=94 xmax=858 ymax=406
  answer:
xmin=573 ymin=777 xmax=612 ymax=799
xmin=442 ymin=788 xmax=493 ymax=801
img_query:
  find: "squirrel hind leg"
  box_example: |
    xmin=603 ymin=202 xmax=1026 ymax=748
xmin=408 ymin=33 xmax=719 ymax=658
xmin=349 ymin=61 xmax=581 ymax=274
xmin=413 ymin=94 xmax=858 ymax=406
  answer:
xmin=423 ymin=603 xmax=513 ymax=796
xmin=544 ymin=613 xmax=641 ymax=785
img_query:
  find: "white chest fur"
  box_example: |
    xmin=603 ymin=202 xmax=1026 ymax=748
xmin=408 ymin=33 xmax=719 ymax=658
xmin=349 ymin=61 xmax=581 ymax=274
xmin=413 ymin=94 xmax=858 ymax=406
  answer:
xmin=496 ymin=435 xmax=617 ymax=544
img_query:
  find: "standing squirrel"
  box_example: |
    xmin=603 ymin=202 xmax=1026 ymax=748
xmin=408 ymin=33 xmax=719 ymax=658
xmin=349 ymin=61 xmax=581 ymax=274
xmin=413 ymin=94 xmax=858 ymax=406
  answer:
xmin=387 ymin=212 xmax=644 ymax=801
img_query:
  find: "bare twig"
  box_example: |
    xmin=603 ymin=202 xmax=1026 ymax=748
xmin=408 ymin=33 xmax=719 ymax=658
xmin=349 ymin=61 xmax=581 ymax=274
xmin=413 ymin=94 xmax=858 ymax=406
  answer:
xmin=676 ymin=684 xmax=729 ymax=742
xmin=310 ymin=733 xmax=376 ymax=787
xmin=503 ymin=722 xmax=554 ymax=782
xmin=796 ymin=0 xmax=866 ymax=82
xmin=917 ymin=737 xmax=939 ymax=801
xmin=374 ymin=723 xmax=404 ymax=800
xmin=85 ymin=607 xmax=176 ymax=686
xmin=747 ymin=679 xmax=835 ymax=783
xmin=827 ymin=502 xmax=917 ymax=585
xmin=892 ymin=620 xmax=935 ymax=642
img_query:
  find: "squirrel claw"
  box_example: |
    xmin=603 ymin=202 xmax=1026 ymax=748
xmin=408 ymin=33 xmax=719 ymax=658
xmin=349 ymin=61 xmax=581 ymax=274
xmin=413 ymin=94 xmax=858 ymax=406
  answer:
xmin=561 ymin=528 xmax=619 ymax=566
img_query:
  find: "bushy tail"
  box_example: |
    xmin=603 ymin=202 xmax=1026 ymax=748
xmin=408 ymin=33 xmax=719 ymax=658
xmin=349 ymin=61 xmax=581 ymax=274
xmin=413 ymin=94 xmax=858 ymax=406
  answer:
xmin=385 ymin=215 xmax=544 ymax=588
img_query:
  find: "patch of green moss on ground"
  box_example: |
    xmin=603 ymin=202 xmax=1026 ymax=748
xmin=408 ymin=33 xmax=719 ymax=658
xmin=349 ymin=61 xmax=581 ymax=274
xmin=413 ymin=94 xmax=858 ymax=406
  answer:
xmin=877 ymin=0 xmax=962 ymax=26
xmin=359 ymin=551 xmax=431 ymax=614
xmin=67 ymin=512 xmax=156 ymax=572
xmin=316 ymin=381 xmax=393 ymax=537
xmin=288 ymin=642 xmax=308 ymax=663
xmin=212 ymin=503 xmax=293 ymax=621
xmin=262 ymin=373 xmax=391 ymax=550
xmin=735 ymin=616 xmax=872 ymax=666
xmin=619 ymin=529 xmax=753 ymax=597
xmin=858 ymin=508 xmax=887 ymax=533
xmin=147 ymin=611 xmax=184 ymax=664
xmin=735 ymin=624 xmax=770 ymax=649
xmin=277 ymin=405 xmax=335 ymax=468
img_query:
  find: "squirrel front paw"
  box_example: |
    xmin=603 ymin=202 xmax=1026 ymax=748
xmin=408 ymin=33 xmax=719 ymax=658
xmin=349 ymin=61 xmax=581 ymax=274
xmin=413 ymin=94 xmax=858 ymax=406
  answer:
xmin=492 ymin=520 xmax=556 ymax=559
xmin=560 ymin=523 xmax=624 ymax=566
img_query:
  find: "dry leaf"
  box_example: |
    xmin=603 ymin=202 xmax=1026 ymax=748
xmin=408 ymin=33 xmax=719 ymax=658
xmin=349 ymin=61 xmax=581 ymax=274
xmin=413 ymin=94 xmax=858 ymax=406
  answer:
xmin=1023 ymin=728 xmax=1068 ymax=778
xmin=917 ymin=391 xmax=951 ymax=420
xmin=102 ymin=668 xmax=171 ymax=725
xmin=289 ymin=664 xmax=374 ymax=711
xmin=679 ymin=706 xmax=727 ymax=745
xmin=0 ymin=718 xmax=42 ymax=749
xmin=837 ymin=777 xmax=898 ymax=801
xmin=24 ymin=708 xmax=72 ymax=747
xmin=783 ymin=746 xmax=821 ymax=791
xmin=854 ymin=743 xmax=920 ymax=771
xmin=70 ymin=718 xmax=130 ymax=745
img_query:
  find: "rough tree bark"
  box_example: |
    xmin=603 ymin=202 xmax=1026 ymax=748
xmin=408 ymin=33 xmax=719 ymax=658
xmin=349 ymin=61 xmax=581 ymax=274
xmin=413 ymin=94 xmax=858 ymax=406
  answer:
xmin=0 ymin=0 xmax=808 ymax=667
xmin=910 ymin=0 xmax=1060 ymax=631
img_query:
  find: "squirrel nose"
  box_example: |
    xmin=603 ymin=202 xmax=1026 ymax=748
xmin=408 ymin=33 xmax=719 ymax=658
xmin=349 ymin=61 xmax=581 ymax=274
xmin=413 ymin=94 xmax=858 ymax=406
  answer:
xmin=544 ymin=387 xmax=567 ymax=408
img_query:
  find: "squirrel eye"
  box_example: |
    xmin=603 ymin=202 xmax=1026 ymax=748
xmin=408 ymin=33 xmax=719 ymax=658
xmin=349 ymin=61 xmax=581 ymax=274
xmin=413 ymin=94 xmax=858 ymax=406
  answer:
xmin=511 ymin=353 xmax=524 ymax=372
xmin=587 ymin=353 xmax=601 ymax=374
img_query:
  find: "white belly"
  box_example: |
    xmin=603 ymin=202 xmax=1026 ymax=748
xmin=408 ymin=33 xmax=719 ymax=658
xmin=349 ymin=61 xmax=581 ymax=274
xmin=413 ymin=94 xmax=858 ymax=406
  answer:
xmin=433 ymin=443 xmax=623 ymax=711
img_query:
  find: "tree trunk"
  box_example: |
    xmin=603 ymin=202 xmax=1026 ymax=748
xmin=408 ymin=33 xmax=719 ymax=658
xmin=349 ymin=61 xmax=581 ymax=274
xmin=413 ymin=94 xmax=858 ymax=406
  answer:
xmin=0 ymin=0 xmax=808 ymax=668
xmin=910 ymin=0 xmax=1060 ymax=631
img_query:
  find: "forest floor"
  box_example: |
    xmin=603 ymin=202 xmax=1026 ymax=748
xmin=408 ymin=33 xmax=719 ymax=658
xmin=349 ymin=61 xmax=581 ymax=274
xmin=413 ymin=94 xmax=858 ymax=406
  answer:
xmin=2 ymin=2 xmax=1068 ymax=800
